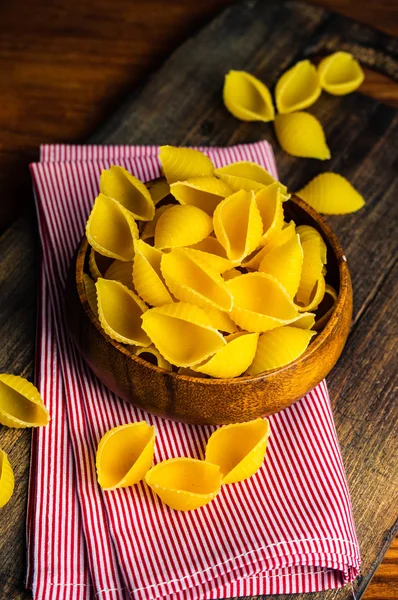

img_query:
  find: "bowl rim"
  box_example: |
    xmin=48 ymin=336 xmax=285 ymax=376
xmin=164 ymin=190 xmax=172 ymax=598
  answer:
xmin=75 ymin=194 xmax=350 ymax=385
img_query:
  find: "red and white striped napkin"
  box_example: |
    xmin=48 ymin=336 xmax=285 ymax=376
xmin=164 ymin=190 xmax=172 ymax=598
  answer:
xmin=27 ymin=142 xmax=360 ymax=600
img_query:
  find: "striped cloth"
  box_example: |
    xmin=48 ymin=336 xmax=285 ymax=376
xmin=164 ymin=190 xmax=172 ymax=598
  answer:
xmin=27 ymin=142 xmax=360 ymax=600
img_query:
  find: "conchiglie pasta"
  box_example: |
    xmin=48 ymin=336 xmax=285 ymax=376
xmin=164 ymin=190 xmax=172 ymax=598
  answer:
xmin=145 ymin=458 xmax=222 ymax=511
xmin=134 ymin=345 xmax=172 ymax=371
xmin=258 ymin=233 xmax=303 ymax=298
xmin=188 ymin=235 xmax=228 ymax=258
xmin=275 ymin=59 xmax=321 ymax=114
xmin=255 ymin=183 xmax=284 ymax=246
xmin=314 ymin=284 xmax=338 ymax=330
xmin=193 ymin=332 xmax=259 ymax=378
xmin=205 ymin=306 xmax=238 ymax=333
xmin=83 ymin=274 xmax=99 ymax=318
xmin=0 ymin=450 xmax=14 ymax=508
xmin=96 ymin=421 xmax=155 ymax=490
xmin=318 ymin=51 xmax=364 ymax=96
xmin=274 ymin=112 xmax=330 ymax=160
xmin=247 ymin=327 xmax=315 ymax=375
xmin=215 ymin=162 xmax=289 ymax=199
xmin=145 ymin=177 xmax=171 ymax=205
xmin=88 ymin=247 xmax=106 ymax=280
xmin=141 ymin=204 xmax=174 ymax=241
xmin=0 ymin=374 xmax=50 ymax=428
xmin=133 ymin=239 xmax=173 ymax=306
xmin=242 ymin=221 xmax=296 ymax=270
xmin=223 ymin=70 xmax=275 ymax=122
xmin=155 ymin=204 xmax=213 ymax=250
xmin=170 ymin=177 xmax=232 ymax=215
xmin=297 ymin=172 xmax=365 ymax=214
xmin=141 ymin=302 xmax=226 ymax=367
xmin=100 ymin=166 xmax=155 ymax=221
xmin=159 ymin=146 xmax=214 ymax=184
xmin=104 ymin=260 xmax=135 ymax=290
xmin=297 ymin=273 xmax=326 ymax=313
xmin=205 ymin=418 xmax=270 ymax=483
xmin=296 ymin=226 xmax=326 ymax=307
xmin=182 ymin=247 xmax=232 ymax=274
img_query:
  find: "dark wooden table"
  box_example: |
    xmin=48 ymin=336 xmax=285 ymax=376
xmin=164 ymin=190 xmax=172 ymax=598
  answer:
xmin=0 ymin=1 xmax=397 ymax=599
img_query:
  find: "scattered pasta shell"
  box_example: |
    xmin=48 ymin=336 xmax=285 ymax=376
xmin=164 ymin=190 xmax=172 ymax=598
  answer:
xmin=297 ymin=172 xmax=365 ymax=214
xmin=243 ymin=221 xmax=296 ymax=270
xmin=133 ymin=240 xmax=173 ymax=306
xmin=104 ymin=260 xmax=134 ymax=291
xmin=258 ymin=234 xmax=304 ymax=298
xmin=96 ymin=421 xmax=155 ymax=490
xmin=223 ymin=70 xmax=275 ymax=122
xmin=213 ymin=190 xmax=263 ymax=262
xmin=83 ymin=274 xmax=99 ymax=318
xmin=226 ymin=273 xmax=302 ymax=332
xmin=296 ymin=226 xmax=326 ymax=306
xmin=86 ymin=194 xmax=138 ymax=261
xmin=141 ymin=204 xmax=174 ymax=241
xmin=145 ymin=177 xmax=171 ymax=205
xmin=96 ymin=278 xmax=151 ymax=346
xmin=206 ymin=418 xmax=270 ymax=483
xmin=159 ymin=146 xmax=214 ymax=184
xmin=100 ymin=166 xmax=155 ymax=221
xmin=161 ymin=248 xmax=233 ymax=311
xmin=247 ymin=327 xmax=316 ymax=375
xmin=154 ymin=204 xmax=213 ymax=250
xmin=0 ymin=450 xmax=14 ymax=508
xmin=194 ymin=332 xmax=259 ymax=378
xmin=0 ymin=374 xmax=50 ymax=428
xmin=205 ymin=306 xmax=238 ymax=333
xmin=188 ymin=235 xmax=228 ymax=258
xmin=141 ymin=302 xmax=226 ymax=367
xmin=145 ymin=458 xmax=222 ymax=511
xmin=133 ymin=346 xmax=172 ymax=371
xmin=274 ymin=112 xmax=330 ymax=160
xmin=314 ymin=284 xmax=338 ymax=330
xmin=318 ymin=51 xmax=364 ymax=95
xmin=170 ymin=177 xmax=232 ymax=215
xmin=275 ymin=60 xmax=321 ymax=113
xmin=256 ymin=183 xmax=284 ymax=246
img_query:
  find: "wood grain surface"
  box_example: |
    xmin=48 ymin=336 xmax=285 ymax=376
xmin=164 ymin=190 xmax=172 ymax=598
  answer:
xmin=0 ymin=0 xmax=397 ymax=599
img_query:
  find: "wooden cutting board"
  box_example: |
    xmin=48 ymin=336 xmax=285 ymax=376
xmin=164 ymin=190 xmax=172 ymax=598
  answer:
xmin=0 ymin=0 xmax=397 ymax=598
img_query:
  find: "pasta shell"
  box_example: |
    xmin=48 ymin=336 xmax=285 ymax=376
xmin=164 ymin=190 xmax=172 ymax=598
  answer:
xmin=258 ymin=233 xmax=304 ymax=298
xmin=226 ymin=273 xmax=302 ymax=332
xmin=242 ymin=221 xmax=296 ymax=270
xmin=104 ymin=260 xmax=134 ymax=291
xmin=96 ymin=278 xmax=151 ymax=347
xmin=296 ymin=225 xmax=327 ymax=264
xmin=206 ymin=306 xmax=238 ymax=333
xmin=296 ymin=273 xmax=326 ymax=313
xmin=222 ymin=267 xmax=242 ymax=281
xmin=256 ymin=183 xmax=284 ymax=246
xmin=133 ymin=240 xmax=173 ymax=306
xmin=188 ymin=235 xmax=228 ymax=258
xmin=145 ymin=458 xmax=222 ymax=511
xmin=0 ymin=374 xmax=50 ymax=428
xmin=86 ymin=194 xmax=138 ymax=261
xmin=215 ymin=161 xmax=280 ymax=187
xmin=194 ymin=332 xmax=259 ymax=378
xmin=223 ymin=70 xmax=275 ymax=122
xmin=215 ymin=173 xmax=266 ymax=193
xmin=140 ymin=204 xmax=174 ymax=241
xmin=314 ymin=284 xmax=338 ymax=330
xmin=133 ymin=346 xmax=172 ymax=371
xmin=145 ymin=177 xmax=171 ymax=205
xmin=213 ymin=190 xmax=263 ymax=262
xmin=141 ymin=302 xmax=226 ymax=367
xmin=161 ymin=248 xmax=233 ymax=311
xmin=297 ymin=172 xmax=365 ymax=214
xmin=182 ymin=247 xmax=232 ymax=274
xmin=159 ymin=146 xmax=214 ymax=184
xmin=83 ymin=274 xmax=99 ymax=318
xmin=170 ymin=177 xmax=232 ymax=215
xmin=318 ymin=51 xmax=364 ymax=95
xmin=96 ymin=421 xmax=155 ymax=490
xmin=275 ymin=60 xmax=321 ymax=113
xmin=247 ymin=327 xmax=316 ymax=375
xmin=205 ymin=418 xmax=270 ymax=483
xmin=290 ymin=312 xmax=316 ymax=330
xmin=274 ymin=112 xmax=330 ymax=160
xmin=0 ymin=450 xmax=14 ymax=508
xmin=296 ymin=226 xmax=326 ymax=306
xmin=100 ymin=166 xmax=155 ymax=221
xmin=154 ymin=205 xmax=213 ymax=250
xmin=88 ymin=247 xmax=108 ymax=280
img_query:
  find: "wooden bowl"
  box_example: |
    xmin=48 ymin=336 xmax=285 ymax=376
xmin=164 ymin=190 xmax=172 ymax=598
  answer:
xmin=65 ymin=194 xmax=352 ymax=425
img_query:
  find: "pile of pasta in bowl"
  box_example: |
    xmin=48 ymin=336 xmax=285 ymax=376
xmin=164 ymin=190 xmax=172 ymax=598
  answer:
xmin=84 ymin=146 xmax=337 ymax=379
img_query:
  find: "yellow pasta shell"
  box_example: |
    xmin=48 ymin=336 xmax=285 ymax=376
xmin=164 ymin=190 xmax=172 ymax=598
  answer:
xmin=88 ymin=248 xmax=103 ymax=280
xmin=141 ymin=302 xmax=226 ymax=367
xmin=96 ymin=421 xmax=155 ymax=490
xmin=290 ymin=312 xmax=316 ymax=330
xmin=215 ymin=173 xmax=266 ymax=193
xmin=96 ymin=278 xmax=151 ymax=347
xmin=259 ymin=233 xmax=304 ymax=298
xmin=0 ymin=449 xmax=14 ymax=508
xmin=205 ymin=306 xmax=238 ymax=333
xmin=145 ymin=177 xmax=171 ymax=205
xmin=145 ymin=458 xmax=222 ymax=511
xmin=100 ymin=166 xmax=155 ymax=221
xmin=314 ymin=284 xmax=338 ymax=330
xmin=86 ymin=194 xmax=138 ymax=261
xmin=141 ymin=204 xmax=174 ymax=241
xmin=170 ymin=177 xmax=232 ymax=215
xmin=242 ymin=221 xmax=296 ymax=270
xmin=213 ymin=190 xmax=263 ymax=262
xmin=154 ymin=204 xmax=213 ymax=250
xmin=256 ymin=183 xmax=284 ymax=246
xmin=226 ymin=273 xmax=302 ymax=332
xmin=223 ymin=70 xmax=275 ymax=122
xmin=275 ymin=60 xmax=321 ymax=114
xmin=0 ymin=374 xmax=50 ymax=428
xmin=274 ymin=112 xmax=330 ymax=160
xmin=296 ymin=225 xmax=327 ymax=263
xmin=247 ymin=327 xmax=316 ymax=375
xmin=318 ymin=51 xmax=364 ymax=95
xmin=296 ymin=226 xmax=326 ymax=306
xmin=188 ymin=235 xmax=227 ymax=258
xmin=104 ymin=260 xmax=135 ymax=291
xmin=181 ymin=247 xmax=232 ymax=274
xmin=205 ymin=418 xmax=270 ymax=484
xmin=297 ymin=273 xmax=326 ymax=313
xmin=133 ymin=240 xmax=173 ymax=306
xmin=215 ymin=161 xmax=280 ymax=187
xmin=133 ymin=345 xmax=172 ymax=371
xmin=159 ymin=146 xmax=214 ymax=184
xmin=83 ymin=274 xmax=99 ymax=318
xmin=161 ymin=248 xmax=233 ymax=312
xmin=194 ymin=332 xmax=259 ymax=378
xmin=297 ymin=172 xmax=365 ymax=214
